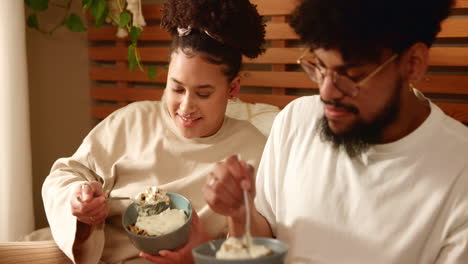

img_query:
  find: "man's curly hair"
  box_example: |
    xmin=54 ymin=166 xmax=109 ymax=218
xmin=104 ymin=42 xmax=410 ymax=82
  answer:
xmin=290 ymin=0 xmax=454 ymax=63
xmin=161 ymin=0 xmax=266 ymax=81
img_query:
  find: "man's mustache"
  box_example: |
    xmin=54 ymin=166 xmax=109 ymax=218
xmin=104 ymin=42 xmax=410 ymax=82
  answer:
xmin=320 ymin=98 xmax=359 ymax=114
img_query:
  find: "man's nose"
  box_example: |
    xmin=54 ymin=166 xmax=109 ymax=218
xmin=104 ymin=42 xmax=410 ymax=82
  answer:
xmin=319 ymin=75 xmax=345 ymax=102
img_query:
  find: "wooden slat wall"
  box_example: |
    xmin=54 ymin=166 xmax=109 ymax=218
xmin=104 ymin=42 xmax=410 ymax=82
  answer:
xmin=88 ymin=0 xmax=468 ymax=123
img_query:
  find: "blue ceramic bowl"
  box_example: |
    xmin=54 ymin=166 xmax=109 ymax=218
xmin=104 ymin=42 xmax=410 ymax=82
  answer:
xmin=192 ymin=237 xmax=288 ymax=264
xmin=122 ymin=192 xmax=192 ymax=255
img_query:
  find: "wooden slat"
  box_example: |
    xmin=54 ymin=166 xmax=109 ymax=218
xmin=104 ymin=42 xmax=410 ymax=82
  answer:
xmin=265 ymin=18 xmax=468 ymax=39
xmin=115 ymin=39 xmax=130 ymax=107
xmin=89 ymin=47 xmax=169 ymax=62
xmin=241 ymin=71 xmax=316 ymax=89
xmin=140 ymin=0 xmax=467 ymax=19
xmin=429 ymin=47 xmax=468 ymax=66
xmin=271 ymin=16 xmax=288 ymax=95
xmin=439 ymin=18 xmax=468 ymax=38
xmin=88 ymin=26 xmax=171 ymax=41
xmin=88 ymin=47 xmax=468 ymax=66
xmin=265 ymin=23 xmax=298 ymax=40
xmin=0 ymin=241 xmax=72 ymax=264
xmin=90 ymin=67 xmax=167 ymax=82
xmin=241 ymin=71 xmax=468 ymax=95
xmin=91 ymin=87 xmax=164 ymax=102
xmin=243 ymin=48 xmax=303 ymax=64
xmin=88 ymin=23 xmax=297 ymax=41
xmin=253 ymin=46 xmax=468 ymax=66
xmin=142 ymin=4 xmax=162 ymax=19
xmin=454 ymin=0 xmax=468 ymax=8
xmin=250 ymin=0 xmax=296 ymax=16
xmin=88 ymin=17 xmax=468 ymax=41
xmin=140 ymin=1 xmax=297 ymax=19
xmin=90 ymin=67 xmax=468 ymax=95
xmin=90 ymin=47 xmax=468 ymax=67
xmin=247 ymin=47 xmax=468 ymax=65
xmin=415 ymin=75 xmax=468 ymax=95
xmin=92 ymin=105 xmax=119 ymax=119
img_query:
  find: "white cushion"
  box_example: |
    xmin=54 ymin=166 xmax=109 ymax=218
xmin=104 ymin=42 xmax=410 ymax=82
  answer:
xmin=226 ymin=99 xmax=280 ymax=136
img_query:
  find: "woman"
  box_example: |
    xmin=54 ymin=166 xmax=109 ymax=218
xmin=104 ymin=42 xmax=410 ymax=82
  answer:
xmin=42 ymin=0 xmax=266 ymax=263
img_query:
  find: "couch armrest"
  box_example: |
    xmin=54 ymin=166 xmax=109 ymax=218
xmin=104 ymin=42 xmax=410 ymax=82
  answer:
xmin=0 ymin=240 xmax=72 ymax=264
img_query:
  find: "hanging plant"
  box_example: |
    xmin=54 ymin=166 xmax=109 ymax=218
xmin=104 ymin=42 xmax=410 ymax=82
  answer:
xmin=24 ymin=0 xmax=156 ymax=81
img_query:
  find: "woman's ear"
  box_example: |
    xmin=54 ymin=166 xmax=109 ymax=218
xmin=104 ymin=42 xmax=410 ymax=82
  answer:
xmin=229 ymin=76 xmax=241 ymax=99
xmin=401 ymin=42 xmax=429 ymax=83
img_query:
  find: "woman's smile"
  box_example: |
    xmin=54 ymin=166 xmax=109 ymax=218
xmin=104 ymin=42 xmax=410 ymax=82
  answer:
xmin=177 ymin=114 xmax=202 ymax=127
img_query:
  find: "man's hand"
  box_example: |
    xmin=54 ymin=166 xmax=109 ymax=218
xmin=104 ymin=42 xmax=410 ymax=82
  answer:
xmin=203 ymin=155 xmax=255 ymax=220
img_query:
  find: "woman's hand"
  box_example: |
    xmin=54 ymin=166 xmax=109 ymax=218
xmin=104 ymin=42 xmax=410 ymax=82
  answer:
xmin=203 ymin=155 xmax=255 ymax=220
xmin=70 ymin=181 xmax=109 ymax=225
xmin=139 ymin=209 xmax=211 ymax=264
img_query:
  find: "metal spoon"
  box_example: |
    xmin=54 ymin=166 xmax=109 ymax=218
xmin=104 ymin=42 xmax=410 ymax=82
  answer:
xmin=243 ymin=190 xmax=253 ymax=255
xmin=109 ymin=196 xmax=170 ymax=216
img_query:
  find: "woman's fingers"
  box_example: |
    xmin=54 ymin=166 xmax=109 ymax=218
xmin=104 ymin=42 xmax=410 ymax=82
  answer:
xmin=89 ymin=202 xmax=109 ymax=223
xmin=80 ymin=182 xmax=95 ymax=202
xmin=139 ymin=252 xmax=179 ymax=264
xmin=73 ymin=197 xmax=107 ymax=217
xmin=70 ymin=181 xmax=109 ymax=225
xmin=79 ymin=181 xmax=104 ymax=202
xmin=73 ymin=198 xmax=109 ymax=225
xmin=72 ymin=195 xmax=107 ymax=216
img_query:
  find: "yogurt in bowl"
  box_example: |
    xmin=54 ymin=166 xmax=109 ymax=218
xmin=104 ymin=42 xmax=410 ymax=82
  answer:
xmin=216 ymin=237 xmax=273 ymax=259
xmin=193 ymin=237 xmax=288 ymax=264
xmin=123 ymin=189 xmax=192 ymax=255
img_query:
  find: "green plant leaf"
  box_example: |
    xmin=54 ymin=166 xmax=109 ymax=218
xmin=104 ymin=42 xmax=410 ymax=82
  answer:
xmin=128 ymin=44 xmax=137 ymax=72
xmin=130 ymin=27 xmax=142 ymax=45
xmin=90 ymin=0 xmax=108 ymax=27
xmin=119 ymin=11 xmax=131 ymax=28
xmin=65 ymin=13 xmax=87 ymax=32
xmin=148 ymin=66 xmax=156 ymax=81
xmin=82 ymin=0 xmax=93 ymax=11
xmin=25 ymin=0 xmax=49 ymax=11
xmin=26 ymin=13 xmax=39 ymax=30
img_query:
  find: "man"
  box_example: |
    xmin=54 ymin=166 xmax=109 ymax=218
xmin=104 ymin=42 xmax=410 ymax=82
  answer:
xmin=204 ymin=0 xmax=468 ymax=263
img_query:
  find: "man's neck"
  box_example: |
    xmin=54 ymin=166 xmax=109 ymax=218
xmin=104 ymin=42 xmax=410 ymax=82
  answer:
xmin=380 ymin=89 xmax=431 ymax=144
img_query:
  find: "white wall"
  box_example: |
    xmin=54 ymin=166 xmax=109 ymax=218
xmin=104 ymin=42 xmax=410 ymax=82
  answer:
xmin=25 ymin=2 xmax=92 ymax=229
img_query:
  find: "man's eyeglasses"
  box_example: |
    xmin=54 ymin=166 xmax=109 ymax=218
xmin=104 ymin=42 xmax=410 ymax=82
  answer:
xmin=297 ymin=51 xmax=398 ymax=97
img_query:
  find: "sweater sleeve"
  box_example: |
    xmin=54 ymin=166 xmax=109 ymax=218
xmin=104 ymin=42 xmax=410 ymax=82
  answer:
xmin=42 ymin=105 xmax=133 ymax=264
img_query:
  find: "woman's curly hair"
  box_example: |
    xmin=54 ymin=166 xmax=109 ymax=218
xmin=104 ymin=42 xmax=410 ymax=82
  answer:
xmin=161 ymin=0 xmax=266 ymax=81
xmin=290 ymin=0 xmax=454 ymax=63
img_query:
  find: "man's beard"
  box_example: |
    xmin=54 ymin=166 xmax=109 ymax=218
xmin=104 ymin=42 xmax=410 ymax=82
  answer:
xmin=317 ymin=79 xmax=402 ymax=158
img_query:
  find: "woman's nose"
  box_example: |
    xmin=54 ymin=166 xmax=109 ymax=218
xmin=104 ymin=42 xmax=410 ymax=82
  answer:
xmin=179 ymin=93 xmax=196 ymax=114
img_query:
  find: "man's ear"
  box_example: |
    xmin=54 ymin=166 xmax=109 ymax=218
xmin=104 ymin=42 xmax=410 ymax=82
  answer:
xmin=401 ymin=42 xmax=429 ymax=83
xmin=229 ymin=76 xmax=241 ymax=98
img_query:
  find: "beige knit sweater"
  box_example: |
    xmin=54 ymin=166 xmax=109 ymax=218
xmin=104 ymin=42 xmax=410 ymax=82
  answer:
xmin=42 ymin=100 xmax=266 ymax=264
